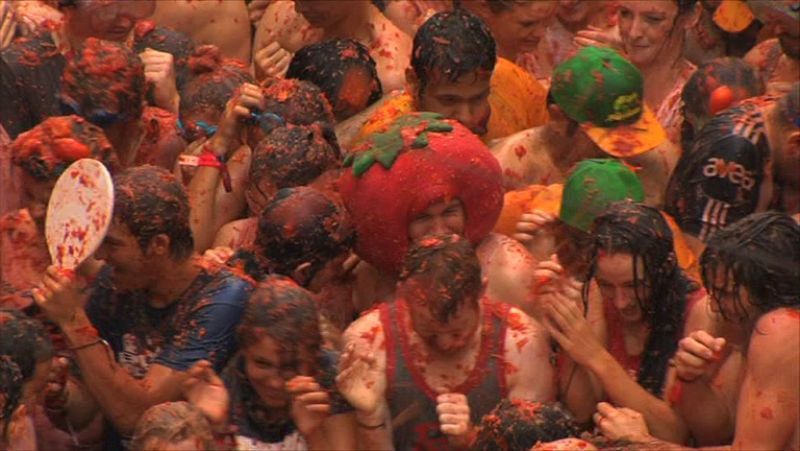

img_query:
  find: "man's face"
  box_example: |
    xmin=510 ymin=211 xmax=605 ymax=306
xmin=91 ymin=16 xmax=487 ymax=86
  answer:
xmin=294 ymin=0 xmax=349 ymax=28
xmin=617 ymin=0 xmax=680 ymax=67
xmin=707 ymin=267 xmax=756 ymax=322
xmin=67 ymin=0 xmax=155 ymax=41
xmin=417 ymin=71 xmax=492 ymax=136
xmin=408 ymin=199 xmax=466 ymax=241
xmin=595 ymin=252 xmax=648 ymax=325
xmin=406 ymin=278 xmax=481 ymax=355
xmin=93 ymin=221 xmax=151 ymax=291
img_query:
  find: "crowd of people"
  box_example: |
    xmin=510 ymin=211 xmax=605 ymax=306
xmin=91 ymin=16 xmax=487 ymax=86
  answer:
xmin=0 ymin=0 xmax=797 ymax=450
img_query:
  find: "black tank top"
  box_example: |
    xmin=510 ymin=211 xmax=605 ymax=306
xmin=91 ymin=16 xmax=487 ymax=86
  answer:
xmin=380 ymin=298 xmax=509 ymax=450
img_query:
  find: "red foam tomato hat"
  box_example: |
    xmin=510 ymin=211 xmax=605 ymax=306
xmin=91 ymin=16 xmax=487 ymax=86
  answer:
xmin=338 ymin=112 xmax=503 ymax=274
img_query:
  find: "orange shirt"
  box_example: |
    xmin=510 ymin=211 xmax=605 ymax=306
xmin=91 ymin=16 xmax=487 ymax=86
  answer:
xmin=357 ymin=58 xmax=548 ymax=144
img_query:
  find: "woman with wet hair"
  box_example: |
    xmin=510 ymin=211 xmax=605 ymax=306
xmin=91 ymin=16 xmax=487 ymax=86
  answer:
xmin=597 ymin=212 xmax=800 ymax=449
xmin=542 ymin=201 xmax=705 ymax=443
xmin=186 ymin=277 xmax=357 ymax=450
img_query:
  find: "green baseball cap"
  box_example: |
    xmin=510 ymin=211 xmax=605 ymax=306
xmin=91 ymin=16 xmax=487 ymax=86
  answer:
xmin=559 ymin=158 xmax=645 ymax=232
xmin=550 ymin=46 xmax=666 ymax=157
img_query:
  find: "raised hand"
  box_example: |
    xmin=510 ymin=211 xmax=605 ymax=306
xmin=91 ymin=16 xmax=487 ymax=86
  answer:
xmin=543 ymin=289 xmax=602 ymax=367
xmin=183 ymin=360 xmax=230 ymax=428
xmin=336 ymin=343 xmax=385 ymax=417
xmin=253 ymin=39 xmax=292 ymax=82
xmin=32 ymin=266 xmax=88 ymax=326
xmin=211 ymin=83 xmax=265 ymax=157
xmin=202 ymin=246 xmax=235 ymax=266
xmin=139 ymin=48 xmax=180 ymax=114
xmin=674 ymin=330 xmax=726 ymax=382
xmin=287 ymin=375 xmax=331 ymax=437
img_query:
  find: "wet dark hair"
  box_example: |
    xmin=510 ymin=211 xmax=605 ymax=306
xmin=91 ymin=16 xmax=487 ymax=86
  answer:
xmin=474 ymin=400 xmax=579 ymax=451
xmin=113 ymin=165 xmax=194 ymax=260
xmin=61 ymin=38 xmax=146 ymax=126
xmin=701 ymin=212 xmax=800 ymax=323
xmin=287 ymin=39 xmax=383 ymax=121
xmin=412 ymin=9 xmax=496 ymax=94
xmin=245 ymin=79 xmax=335 ymax=150
xmin=546 ymin=90 xmax=581 ymax=136
xmin=11 ymin=115 xmax=117 ymax=181
xmin=237 ymin=276 xmax=322 ymax=372
xmin=0 ymin=309 xmax=53 ymax=383
xmin=255 ymin=187 xmax=354 ymax=282
xmin=680 ymin=58 xmax=764 ymax=151
xmin=399 ymin=234 xmax=483 ymax=322
xmin=179 ymin=45 xmax=254 ymax=124
xmin=249 ymin=123 xmax=341 ymax=192
xmin=586 ymin=201 xmax=696 ymax=396
xmin=0 ymin=356 xmax=23 ymax=441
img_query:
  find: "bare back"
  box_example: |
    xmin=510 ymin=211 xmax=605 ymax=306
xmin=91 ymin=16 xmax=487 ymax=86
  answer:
xmin=152 ymin=0 xmax=251 ymax=62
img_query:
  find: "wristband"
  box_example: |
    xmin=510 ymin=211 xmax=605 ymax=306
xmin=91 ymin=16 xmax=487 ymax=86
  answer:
xmin=356 ymin=419 xmax=386 ymax=430
xmin=195 ymin=145 xmax=232 ymax=193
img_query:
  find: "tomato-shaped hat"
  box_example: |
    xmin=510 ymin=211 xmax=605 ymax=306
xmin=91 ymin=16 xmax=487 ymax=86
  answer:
xmin=338 ymin=112 xmax=503 ymax=273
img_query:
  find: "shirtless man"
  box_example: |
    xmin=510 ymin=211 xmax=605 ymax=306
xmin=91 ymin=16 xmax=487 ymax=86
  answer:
xmin=492 ymin=46 xmax=679 ymax=205
xmin=150 ymin=0 xmax=251 ymax=63
xmin=665 ymin=86 xmax=800 ymax=257
xmin=744 ymin=1 xmax=799 ymax=96
xmin=595 ymin=212 xmax=800 ymax=451
xmin=337 ymin=234 xmax=554 ymax=450
xmin=339 ymin=112 xmax=539 ymax=314
xmin=253 ymin=0 xmax=410 ymax=92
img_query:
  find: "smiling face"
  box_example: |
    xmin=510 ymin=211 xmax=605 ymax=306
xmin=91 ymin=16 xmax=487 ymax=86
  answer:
xmin=408 ymin=199 xmax=466 ymax=241
xmin=594 ymin=252 xmax=649 ymax=325
xmin=617 ymin=0 xmax=682 ymax=67
xmin=484 ymin=1 xmax=556 ymax=56
xmin=243 ymin=334 xmax=313 ymax=408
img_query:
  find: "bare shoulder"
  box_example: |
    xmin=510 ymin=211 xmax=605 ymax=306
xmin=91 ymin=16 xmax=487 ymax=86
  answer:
xmin=743 ymin=38 xmax=779 ymax=67
xmin=479 ymin=233 xmax=537 ymax=269
xmin=749 ymin=308 xmax=800 ymax=355
xmin=342 ymin=308 xmax=385 ymax=352
xmin=504 ymin=306 xmax=546 ymax=343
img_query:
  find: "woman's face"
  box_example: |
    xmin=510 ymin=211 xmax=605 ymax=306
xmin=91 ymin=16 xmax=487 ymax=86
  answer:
xmin=617 ymin=1 xmax=682 ymax=66
xmin=483 ymin=1 xmax=556 ymax=56
xmin=243 ymin=334 xmax=312 ymax=408
xmin=594 ymin=252 xmax=648 ymax=325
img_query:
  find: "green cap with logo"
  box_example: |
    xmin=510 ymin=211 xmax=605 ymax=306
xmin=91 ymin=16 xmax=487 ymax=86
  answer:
xmin=550 ymin=46 xmax=666 ymax=157
xmin=559 ymin=158 xmax=645 ymax=232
